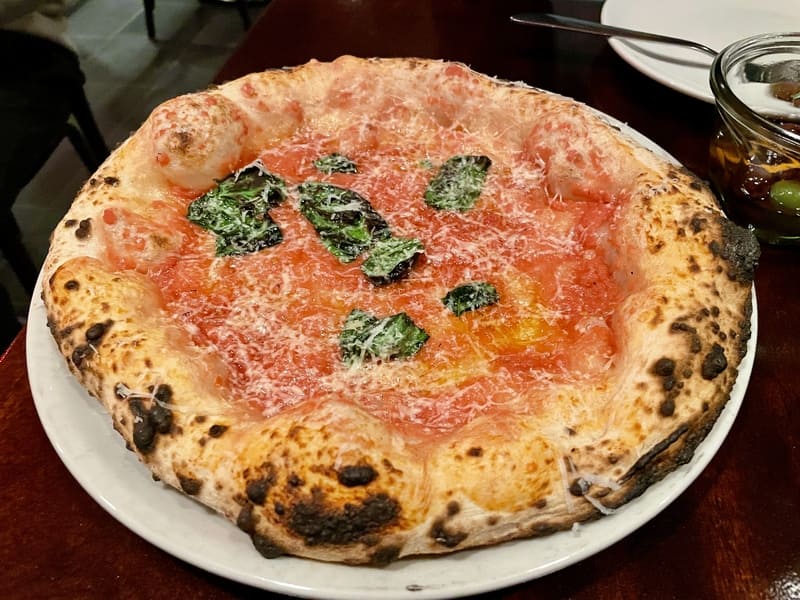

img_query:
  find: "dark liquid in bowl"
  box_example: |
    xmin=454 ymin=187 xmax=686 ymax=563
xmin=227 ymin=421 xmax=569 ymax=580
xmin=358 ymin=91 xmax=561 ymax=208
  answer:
xmin=709 ymin=119 xmax=800 ymax=243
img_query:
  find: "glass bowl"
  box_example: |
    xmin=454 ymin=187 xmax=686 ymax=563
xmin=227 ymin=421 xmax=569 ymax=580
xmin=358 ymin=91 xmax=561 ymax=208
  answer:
xmin=709 ymin=32 xmax=800 ymax=245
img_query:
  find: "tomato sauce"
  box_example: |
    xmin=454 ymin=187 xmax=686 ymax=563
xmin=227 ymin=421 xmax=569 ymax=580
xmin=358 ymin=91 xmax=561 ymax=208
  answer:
xmin=103 ymin=125 xmax=623 ymax=435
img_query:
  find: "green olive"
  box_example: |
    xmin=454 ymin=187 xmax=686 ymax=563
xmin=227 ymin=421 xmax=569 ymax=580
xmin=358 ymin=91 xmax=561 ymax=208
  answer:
xmin=769 ymin=179 xmax=800 ymax=211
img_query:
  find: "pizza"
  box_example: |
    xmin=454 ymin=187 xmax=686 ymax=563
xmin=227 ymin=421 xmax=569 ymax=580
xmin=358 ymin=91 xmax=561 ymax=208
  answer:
xmin=41 ymin=56 xmax=759 ymax=565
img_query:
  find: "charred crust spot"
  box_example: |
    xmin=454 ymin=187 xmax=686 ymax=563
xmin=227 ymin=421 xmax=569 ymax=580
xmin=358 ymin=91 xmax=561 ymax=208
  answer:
xmin=466 ymin=446 xmax=483 ymax=457
xmin=288 ymin=492 xmax=400 ymax=546
xmin=689 ymin=180 xmax=703 ymax=191
xmin=621 ymin=424 xmax=690 ymax=483
xmin=130 ymin=398 xmax=156 ymax=453
xmin=64 ymin=279 xmax=80 ymax=291
xmin=446 ymin=501 xmax=460 ymax=516
xmin=370 ymin=545 xmax=401 ymax=566
xmin=236 ymin=504 xmax=256 ymax=533
xmin=103 ymin=176 xmax=120 ymax=186
xmin=178 ymin=475 xmax=202 ymax=496
xmin=287 ymin=473 xmax=304 ymax=487
xmin=208 ymin=424 xmax=228 ymax=438
xmin=71 ymin=344 xmax=92 ymax=368
xmin=532 ymin=523 xmax=558 ymax=536
xmin=430 ymin=518 xmax=468 ymax=548
xmin=85 ymin=319 xmax=112 ymax=343
xmin=75 ymin=218 xmax=92 ymax=239
xmin=708 ymin=218 xmax=760 ymax=283
xmin=195 ymin=415 xmax=207 ymax=424
xmin=246 ymin=477 xmax=273 ymax=505
xmin=274 ymin=502 xmax=285 ymax=516
xmin=154 ymin=384 xmax=173 ymax=404
xmin=671 ymin=321 xmax=697 ymax=334
xmin=569 ymin=478 xmax=589 ymax=497
xmin=149 ymin=403 xmax=172 ymax=434
xmin=534 ymin=498 xmax=547 ymax=509
xmin=337 ymin=464 xmax=377 ymax=487
xmin=701 ymin=343 xmax=728 ymax=380
xmin=128 ymin=396 xmax=173 ymax=453
xmin=662 ymin=376 xmax=676 ymax=391
xmin=688 ymin=256 xmax=700 ymax=273
xmin=691 ymin=334 xmax=702 ymax=353
xmin=659 ymin=398 xmax=676 ymax=417
xmin=64 ymin=218 xmax=78 ymax=227
xmin=690 ymin=216 xmax=707 ymax=233
xmin=251 ymin=533 xmax=286 ymax=559
xmin=652 ymin=358 xmax=675 ymax=377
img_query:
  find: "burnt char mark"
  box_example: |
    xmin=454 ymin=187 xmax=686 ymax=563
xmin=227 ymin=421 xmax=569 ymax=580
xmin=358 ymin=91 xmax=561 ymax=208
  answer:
xmin=701 ymin=343 xmax=728 ymax=380
xmin=568 ymin=478 xmax=589 ymax=497
xmin=246 ymin=471 xmax=276 ymax=505
xmin=85 ymin=320 xmax=113 ymax=343
xmin=251 ymin=533 xmax=286 ymax=559
xmin=288 ymin=492 xmax=399 ymax=546
xmin=75 ymin=218 xmax=92 ymax=239
xmin=620 ymin=423 xmax=690 ymax=483
xmin=208 ymin=424 xmax=228 ymax=438
xmin=64 ymin=279 xmax=80 ymax=291
xmin=128 ymin=393 xmax=174 ymax=454
xmin=652 ymin=358 xmax=676 ymax=377
xmin=178 ymin=475 xmax=202 ymax=495
xmin=690 ymin=216 xmax=707 ymax=233
xmin=708 ymin=218 xmax=760 ymax=283
xmin=337 ymin=465 xmax=377 ymax=487
xmin=71 ymin=344 xmax=92 ymax=368
xmin=130 ymin=398 xmax=156 ymax=453
xmin=659 ymin=398 xmax=676 ymax=417
xmin=737 ymin=295 xmax=754 ymax=360
xmin=237 ymin=504 xmax=256 ymax=533
xmin=370 ymin=545 xmax=402 ymax=566
xmin=103 ymin=176 xmax=120 ymax=186
xmin=616 ymin=397 xmax=730 ymax=510
xmin=430 ymin=518 xmax=468 ymax=548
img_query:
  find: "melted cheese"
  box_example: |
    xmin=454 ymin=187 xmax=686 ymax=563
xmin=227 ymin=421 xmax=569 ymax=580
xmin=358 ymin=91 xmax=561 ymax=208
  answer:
xmin=110 ymin=83 xmax=625 ymax=435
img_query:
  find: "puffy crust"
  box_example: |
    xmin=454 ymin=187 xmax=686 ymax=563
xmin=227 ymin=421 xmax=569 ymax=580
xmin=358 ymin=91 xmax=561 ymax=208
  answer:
xmin=42 ymin=56 xmax=758 ymax=564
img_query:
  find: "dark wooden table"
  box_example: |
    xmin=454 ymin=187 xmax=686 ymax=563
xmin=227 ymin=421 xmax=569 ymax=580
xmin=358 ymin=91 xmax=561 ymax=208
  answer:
xmin=3 ymin=0 xmax=799 ymax=598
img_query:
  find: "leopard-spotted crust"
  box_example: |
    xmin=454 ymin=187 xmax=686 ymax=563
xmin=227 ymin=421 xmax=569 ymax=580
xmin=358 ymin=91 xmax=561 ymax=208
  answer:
xmin=41 ymin=56 xmax=758 ymax=564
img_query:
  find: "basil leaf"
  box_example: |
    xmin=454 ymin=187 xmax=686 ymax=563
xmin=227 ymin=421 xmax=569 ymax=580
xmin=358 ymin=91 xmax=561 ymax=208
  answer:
xmin=424 ymin=155 xmax=491 ymax=212
xmin=298 ymin=182 xmax=390 ymax=262
xmin=187 ymin=163 xmax=287 ymax=256
xmin=361 ymin=237 xmax=424 ymax=286
xmin=314 ymin=153 xmax=358 ymax=174
xmin=340 ymin=309 xmax=429 ymax=367
xmin=442 ymin=282 xmax=499 ymax=316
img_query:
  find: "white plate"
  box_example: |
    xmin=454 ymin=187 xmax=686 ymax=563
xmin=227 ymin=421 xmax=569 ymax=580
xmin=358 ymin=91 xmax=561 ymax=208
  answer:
xmin=27 ymin=114 xmax=758 ymax=597
xmin=27 ymin=284 xmax=758 ymax=599
xmin=601 ymin=0 xmax=798 ymax=102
